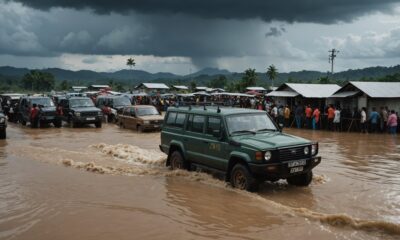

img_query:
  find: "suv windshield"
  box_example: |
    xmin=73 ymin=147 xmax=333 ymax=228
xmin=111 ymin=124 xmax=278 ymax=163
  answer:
xmin=32 ymin=98 xmax=54 ymax=107
xmin=226 ymin=113 xmax=277 ymax=135
xmin=136 ymin=107 xmax=159 ymax=116
xmin=70 ymin=99 xmax=95 ymax=108
xmin=113 ymin=97 xmax=131 ymax=107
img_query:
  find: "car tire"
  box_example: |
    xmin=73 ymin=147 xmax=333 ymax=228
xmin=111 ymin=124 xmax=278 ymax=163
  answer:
xmin=169 ymin=151 xmax=188 ymax=170
xmin=54 ymin=120 xmax=62 ymax=128
xmin=287 ymin=170 xmax=313 ymax=186
xmin=0 ymin=129 xmax=6 ymax=139
xmin=95 ymin=121 xmax=102 ymax=128
xmin=119 ymin=122 xmax=124 ymax=128
xmin=20 ymin=117 xmax=26 ymax=126
xmin=137 ymin=125 xmax=144 ymax=132
xmin=230 ymin=164 xmax=259 ymax=192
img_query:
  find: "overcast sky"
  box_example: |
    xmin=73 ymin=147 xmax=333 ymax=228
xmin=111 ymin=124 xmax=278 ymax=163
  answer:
xmin=1 ymin=0 xmax=400 ymax=74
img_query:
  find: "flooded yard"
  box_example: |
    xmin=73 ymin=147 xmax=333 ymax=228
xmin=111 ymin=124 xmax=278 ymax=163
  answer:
xmin=0 ymin=123 xmax=399 ymax=240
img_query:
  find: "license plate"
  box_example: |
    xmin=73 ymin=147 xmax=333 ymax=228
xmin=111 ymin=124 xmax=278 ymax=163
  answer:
xmin=288 ymin=160 xmax=306 ymax=168
xmin=290 ymin=166 xmax=303 ymax=173
xmin=86 ymin=117 xmax=95 ymax=121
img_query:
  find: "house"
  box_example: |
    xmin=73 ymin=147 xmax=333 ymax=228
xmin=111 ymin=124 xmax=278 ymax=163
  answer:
xmin=266 ymin=83 xmax=341 ymax=108
xmin=329 ymin=81 xmax=400 ymax=112
xmin=89 ymin=85 xmax=110 ymax=91
xmin=135 ymin=83 xmax=169 ymax=94
xmin=71 ymin=86 xmax=87 ymax=92
xmin=246 ymin=87 xmax=267 ymax=93
xmin=171 ymin=85 xmax=189 ymax=92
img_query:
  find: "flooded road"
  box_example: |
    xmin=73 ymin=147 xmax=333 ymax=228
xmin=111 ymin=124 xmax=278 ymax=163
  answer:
xmin=0 ymin=123 xmax=399 ymax=239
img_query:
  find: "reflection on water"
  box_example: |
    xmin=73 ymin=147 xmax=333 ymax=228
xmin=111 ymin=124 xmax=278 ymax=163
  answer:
xmin=0 ymin=124 xmax=399 ymax=240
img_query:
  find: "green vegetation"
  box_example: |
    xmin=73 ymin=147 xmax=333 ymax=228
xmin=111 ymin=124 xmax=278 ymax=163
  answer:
xmin=0 ymin=65 xmax=399 ymax=93
xmin=266 ymin=65 xmax=278 ymax=88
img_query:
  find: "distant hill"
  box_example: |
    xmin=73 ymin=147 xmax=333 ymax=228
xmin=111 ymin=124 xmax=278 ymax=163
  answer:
xmin=1 ymin=65 xmax=400 ymax=86
xmin=186 ymin=67 xmax=232 ymax=78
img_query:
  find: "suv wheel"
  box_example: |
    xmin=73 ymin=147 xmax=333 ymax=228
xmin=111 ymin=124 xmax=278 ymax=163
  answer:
xmin=230 ymin=164 xmax=259 ymax=192
xmin=0 ymin=129 xmax=6 ymax=139
xmin=137 ymin=125 xmax=144 ymax=132
xmin=20 ymin=115 xmax=26 ymax=126
xmin=287 ymin=171 xmax=313 ymax=186
xmin=170 ymin=151 xmax=188 ymax=170
xmin=95 ymin=121 xmax=102 ymax=128
xmin=54 ymin=119 xmax=62 ymax=128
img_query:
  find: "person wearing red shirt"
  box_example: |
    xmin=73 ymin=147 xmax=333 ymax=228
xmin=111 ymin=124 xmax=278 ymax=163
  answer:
xmin=327 ymin=105 xmax=335 ymax=131
xmin=305 ymin=104 xmax=312 ymax=129
xmin=312 ymin=107 xmax=320 ymax=130
xmin=30 ymin=104 xmax=39 ymax=128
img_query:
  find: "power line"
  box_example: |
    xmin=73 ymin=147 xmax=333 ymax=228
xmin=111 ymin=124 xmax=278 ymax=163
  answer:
xmin=328 ymin=49 xmax=339 ymax=75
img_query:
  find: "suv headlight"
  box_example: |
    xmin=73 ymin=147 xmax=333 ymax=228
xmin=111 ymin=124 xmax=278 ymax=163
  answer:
xmin=75 ymin=112 xmax=81 ymax=117
xmin=304 ymin=146 xmax=309 ymax=155
xmin=144 ymin=120 xmax=150 ymax=124
xmin=264 ymin=151 xmax=272 ymax=161
xmin=0 ymin=118 xmax=4 ymax=123
xmin=311 ymin=143 xmax=318 ymax=156
xmin=98 ymin=111 xmax=103 ymax=116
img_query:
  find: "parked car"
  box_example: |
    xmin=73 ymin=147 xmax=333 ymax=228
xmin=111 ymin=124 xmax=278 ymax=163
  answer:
xmin=160 ymin=106 xmax=321 ymax=191
xmin=59 ymin=97 xmax=102 ymax=128
xmin=0 ymin=93 xmax=24 ymax=123
xmin=118 ymin=105 xmax=163 ymax=132
xmin=0 ymin=112 xmax=7 ymax=139
xmin=18 ymin=96 xmax=61 ymax=128
xmin=95 ymin=95 xmax=132 ymax=122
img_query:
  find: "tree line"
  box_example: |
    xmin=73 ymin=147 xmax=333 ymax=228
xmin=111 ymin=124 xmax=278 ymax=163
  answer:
xmin=0 ymin=64 xmax=399 ymax=93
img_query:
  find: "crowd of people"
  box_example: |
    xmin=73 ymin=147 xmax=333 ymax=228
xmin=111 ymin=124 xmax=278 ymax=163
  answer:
xmin=137 ymin=94 xmax=399 ymax=135
xmin=1 ymin=92 xmax=398 ymax=134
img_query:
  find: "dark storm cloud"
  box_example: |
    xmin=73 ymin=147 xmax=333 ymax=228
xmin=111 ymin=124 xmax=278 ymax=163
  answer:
xmin=9 ymin=0 xmax=400 ymax=24
xmin=265 ymin=27 xmax=286 ymax=37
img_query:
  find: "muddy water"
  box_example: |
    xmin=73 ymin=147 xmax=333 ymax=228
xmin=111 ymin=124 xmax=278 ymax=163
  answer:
xmin=0 ymin=124 xmax=399 ymax=240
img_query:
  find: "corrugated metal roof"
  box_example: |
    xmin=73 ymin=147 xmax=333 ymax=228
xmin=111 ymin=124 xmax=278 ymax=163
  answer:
xmin=195 ymin=86 xmax=207 ymax=90
xmin=246 ymin=87 xmax=266 ymax=91
xmin=281 ymin=83 xmax=341 ymax=98
xmin=266 ymin=91 xmax=299 ymax=97
xmin=137 ymin=83 xmax=169 ymax=89
xmin=348 ymin=81 xmax=400 ymax=98
xmin=172 ymin=85 xmax=189 ymax=90
xmin=91 ymin=85 xmax=110 ymax=88
xmin=330 ymin=91 xmax=359 ymax=98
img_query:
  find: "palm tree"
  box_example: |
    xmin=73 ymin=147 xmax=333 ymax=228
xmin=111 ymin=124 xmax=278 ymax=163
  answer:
xmin=126 ymin=57 xmax=135 ymax=70
xmin=266 ymin=65 xmax=278 ymax=88
xmin=126 ymin=57 xmax=136 ymax=90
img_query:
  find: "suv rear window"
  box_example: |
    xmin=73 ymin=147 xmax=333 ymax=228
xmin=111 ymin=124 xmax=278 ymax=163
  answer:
xmin=166 ymin=112 xmax=186 ymax=128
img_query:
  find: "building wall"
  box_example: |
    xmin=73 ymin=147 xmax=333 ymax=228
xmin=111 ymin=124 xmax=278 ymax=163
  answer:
xmin=368 ymin=98 xmax=400 ymax=112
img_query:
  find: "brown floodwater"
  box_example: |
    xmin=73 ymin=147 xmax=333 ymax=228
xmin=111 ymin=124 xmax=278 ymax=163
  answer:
xmin=0 ymin=123 xmax=399 ymax=240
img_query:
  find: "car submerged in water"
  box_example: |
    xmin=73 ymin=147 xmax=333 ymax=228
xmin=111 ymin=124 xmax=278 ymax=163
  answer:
xmin=160 ymin=106 xmax=321 ymax=191
xmin=59 ymin=97 xmax=103 ymax=128
xmin=18 ymin=96 xmax=62 ymax=128
xmin=118 ymin=105 xmax=163 ymax=132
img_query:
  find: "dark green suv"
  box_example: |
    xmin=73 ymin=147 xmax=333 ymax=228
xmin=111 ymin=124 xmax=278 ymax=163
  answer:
xmin=160 ymin=106 xmax=321 ymax=191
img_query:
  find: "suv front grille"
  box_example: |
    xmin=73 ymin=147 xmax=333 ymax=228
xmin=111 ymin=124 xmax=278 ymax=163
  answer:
xmin=41 ymin=112 xmax=56 ymax=117
xmin=81 ymin=112 xmax=98 ymax=117
xmin=150 ymin=120 xmax=163 ymax=124
xmin=279 ymin=146 xmax=309 ymax=161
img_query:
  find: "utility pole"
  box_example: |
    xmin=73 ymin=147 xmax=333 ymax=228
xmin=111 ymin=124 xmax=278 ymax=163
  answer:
xmin=328 ymin=49 xmax=339 ymax=75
